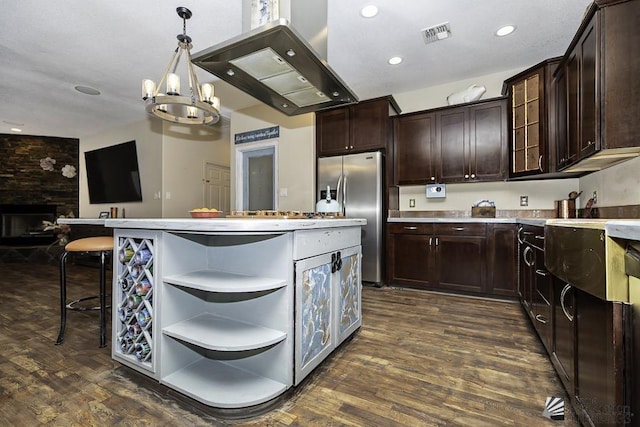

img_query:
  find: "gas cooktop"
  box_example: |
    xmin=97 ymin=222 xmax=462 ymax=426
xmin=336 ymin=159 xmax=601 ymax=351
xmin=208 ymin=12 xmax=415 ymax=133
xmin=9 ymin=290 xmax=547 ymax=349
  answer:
xmin=229 ymin=210 xmax=344 ymax=219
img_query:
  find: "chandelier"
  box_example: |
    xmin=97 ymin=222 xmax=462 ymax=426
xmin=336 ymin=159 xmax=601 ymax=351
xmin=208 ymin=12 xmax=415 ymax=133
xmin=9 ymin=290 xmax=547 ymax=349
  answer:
xmin=141 ymin=7 xmax=220 ymax=125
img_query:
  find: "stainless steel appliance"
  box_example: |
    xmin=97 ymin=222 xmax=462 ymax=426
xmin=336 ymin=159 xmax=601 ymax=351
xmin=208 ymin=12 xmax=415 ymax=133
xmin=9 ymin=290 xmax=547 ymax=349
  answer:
xmin=317 ymin=152 xmax=382 ymax=285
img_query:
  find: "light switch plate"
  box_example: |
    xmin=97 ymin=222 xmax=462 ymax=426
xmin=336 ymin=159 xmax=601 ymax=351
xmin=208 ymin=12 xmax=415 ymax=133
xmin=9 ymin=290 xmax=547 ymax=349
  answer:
xmin=426 ymin=184 xmax=446 ymax=198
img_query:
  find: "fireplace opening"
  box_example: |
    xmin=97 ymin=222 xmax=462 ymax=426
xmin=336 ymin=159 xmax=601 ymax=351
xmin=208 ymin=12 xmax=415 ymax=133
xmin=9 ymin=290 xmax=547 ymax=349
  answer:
xmin=0 ymin=204 xmax=57 ymax=246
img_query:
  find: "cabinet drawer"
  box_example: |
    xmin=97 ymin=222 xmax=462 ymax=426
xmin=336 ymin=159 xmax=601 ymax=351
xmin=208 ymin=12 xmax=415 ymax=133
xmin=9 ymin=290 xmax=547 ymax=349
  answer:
xmin=293 ymin=227 xmax=361 ymax=260
xmin=388 ymin=223 xmax=433 ymax=235
xmin=434 ymin=223 xmax=486 ymax=236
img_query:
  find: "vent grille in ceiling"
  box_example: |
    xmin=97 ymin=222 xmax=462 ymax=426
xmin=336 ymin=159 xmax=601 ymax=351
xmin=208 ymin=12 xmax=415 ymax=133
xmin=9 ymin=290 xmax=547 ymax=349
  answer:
xmin=421 ymin=22 xmax=451 ymax=44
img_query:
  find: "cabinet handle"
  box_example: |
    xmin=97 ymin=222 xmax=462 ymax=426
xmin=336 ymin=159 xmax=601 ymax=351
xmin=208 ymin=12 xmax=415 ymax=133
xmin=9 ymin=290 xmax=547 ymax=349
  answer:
xmin=535 ymin=269 xmax=549 ymax=277
xmin=464 ymin=174 xmax=470 ymax=179
xmin=535 ymin=314 xmax=547 ymax=324
xmin=560 ymin=284 xmax=574 ymax=321
xmin=523 ymin=246 xmax=535 ymax=267
xmin=538 ymin=155 xmax=543 ymax=172
xmin=430 ymin=176 xmax=436 ymax=181
xmin=434 ymin=237 xmax=439 ymax=246
xmin=453 ymin=227 xmax=465 ymax=231
xmin=404 ymin=226 xmax=418 ymax=230
xmin=587 ymin=140 xmax=594 ymax=146
xmin=517 ymin=226 xmax=525 ymax=244
xmin=470 ymin=173 xmax=476 ymax=179
xmin=344 ymin=146 xmax=349 ymax=150
xmin=560 ymin=157 xmax=566 ymax=163
xmin=349 ymin=145 xmax=354 ymax=149
xmin=429 ymin=237 xmax=433 ymax=246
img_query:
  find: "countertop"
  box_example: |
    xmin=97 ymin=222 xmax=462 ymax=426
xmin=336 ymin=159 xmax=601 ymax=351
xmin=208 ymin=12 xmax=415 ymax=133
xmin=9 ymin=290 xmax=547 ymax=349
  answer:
xmin=387 ymin=217 xmax=517 ymax=224
xmin=388 ymin=217 xmax=640 ymax=239
xmin=60 ymin=217 xmax=366 ymax=232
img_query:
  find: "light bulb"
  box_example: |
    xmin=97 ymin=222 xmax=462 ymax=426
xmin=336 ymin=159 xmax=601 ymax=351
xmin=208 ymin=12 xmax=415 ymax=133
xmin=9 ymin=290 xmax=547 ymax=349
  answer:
xmin=201 ymin=83 xmax=214 ymax=103
xmin=141 ymin=79 xmax=155 ymax=100
xmin=166 ymin=73 xmax=180 ymax=95
xmin=212 ymin=97 xmax=220 ymax=111
xmin=186 ymin=106 xmax=198 ymax=118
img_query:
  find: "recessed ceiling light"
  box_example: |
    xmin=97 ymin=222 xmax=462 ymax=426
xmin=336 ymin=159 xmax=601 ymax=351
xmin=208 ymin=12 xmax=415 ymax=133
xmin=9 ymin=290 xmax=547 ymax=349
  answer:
xmin=74 ymin=85 xmax=101 ymax=95
xmin=10 ymin=127 xmax=22 ymax=132
xmin=388 ymin=56 xmax=402 ymax=65
xmin=360 ymin=5 xmax=378 ymax=18
xmin=495 ymin=25 xmax=516 ymax=37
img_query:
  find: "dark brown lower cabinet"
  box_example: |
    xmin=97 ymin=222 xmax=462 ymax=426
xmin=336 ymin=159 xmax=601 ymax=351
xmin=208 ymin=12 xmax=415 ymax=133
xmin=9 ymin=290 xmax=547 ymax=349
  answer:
xmin=388 ymin=222 xmax=516 ymax=298
xmin=551 ymin=278 xmax=575 ymax=396
xmin=534 ymin=279 xmax=631 ymax=426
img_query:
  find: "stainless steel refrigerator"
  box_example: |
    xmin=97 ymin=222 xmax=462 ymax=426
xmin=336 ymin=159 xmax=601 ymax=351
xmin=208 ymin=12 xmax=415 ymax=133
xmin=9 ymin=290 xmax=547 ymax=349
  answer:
xmin=317 ymin=151 xmax=383 ymax=285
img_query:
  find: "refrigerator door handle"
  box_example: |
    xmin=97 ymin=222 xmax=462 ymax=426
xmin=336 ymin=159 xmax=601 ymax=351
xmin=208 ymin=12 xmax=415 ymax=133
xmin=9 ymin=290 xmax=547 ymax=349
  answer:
xmin=336 ymin=174 xmax=343 ymax=209
xmin=342 ymin=175 xmax=347 ymax=215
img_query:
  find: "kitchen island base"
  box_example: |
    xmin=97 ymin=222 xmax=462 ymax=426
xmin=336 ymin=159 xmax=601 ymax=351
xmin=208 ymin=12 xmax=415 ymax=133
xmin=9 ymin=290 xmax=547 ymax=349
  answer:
xmin=107 ymin=218 xmax=364 ymax=410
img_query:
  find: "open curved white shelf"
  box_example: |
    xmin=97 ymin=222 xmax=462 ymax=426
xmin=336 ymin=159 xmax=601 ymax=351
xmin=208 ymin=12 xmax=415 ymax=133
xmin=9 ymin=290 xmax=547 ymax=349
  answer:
xmin=163 ymin=270 xmax=286 ymax=293
xmin=161 ymin=359 xmax=287 ymax=408
xmin=162 ymin=314 xmax=286 ymax=351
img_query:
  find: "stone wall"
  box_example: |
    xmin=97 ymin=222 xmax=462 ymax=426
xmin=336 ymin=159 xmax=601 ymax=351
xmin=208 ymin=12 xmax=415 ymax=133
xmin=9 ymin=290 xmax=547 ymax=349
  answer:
xmin=0 ymin=133 xmax=79 ymax=217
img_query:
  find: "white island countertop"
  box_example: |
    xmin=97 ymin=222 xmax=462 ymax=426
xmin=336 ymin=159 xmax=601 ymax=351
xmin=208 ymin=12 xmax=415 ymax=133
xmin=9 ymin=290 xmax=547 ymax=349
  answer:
xmin=60 ymin=217 xmax=366 ymax=232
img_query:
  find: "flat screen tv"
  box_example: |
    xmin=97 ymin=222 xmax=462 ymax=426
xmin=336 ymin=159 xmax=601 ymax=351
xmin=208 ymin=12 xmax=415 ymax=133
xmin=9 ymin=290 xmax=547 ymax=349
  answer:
xmin=85 ymin=140 xmax=143 ymax=204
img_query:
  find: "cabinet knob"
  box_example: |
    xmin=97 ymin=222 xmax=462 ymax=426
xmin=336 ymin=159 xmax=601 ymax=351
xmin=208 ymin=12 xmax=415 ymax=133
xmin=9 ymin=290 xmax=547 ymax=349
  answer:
xmin=470 ymin=173 xmax=476 ymax=179
xmin=587 ymin=140 xmax=594 ymax=146
xmin=344 ymin=146 xmax=349 ymax=150
xmin=430 ymin=176 xmax=436 ymax=181
xmin=349 ymin=145 xmax=354 ymax=149
xmin=464 ymin=174 xmax=469 ymax=179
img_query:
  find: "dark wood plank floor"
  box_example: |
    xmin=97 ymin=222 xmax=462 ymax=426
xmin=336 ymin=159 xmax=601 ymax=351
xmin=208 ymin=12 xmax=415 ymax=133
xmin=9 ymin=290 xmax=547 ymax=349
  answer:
xmin=0 ymin=262 xmax=578 ymax=426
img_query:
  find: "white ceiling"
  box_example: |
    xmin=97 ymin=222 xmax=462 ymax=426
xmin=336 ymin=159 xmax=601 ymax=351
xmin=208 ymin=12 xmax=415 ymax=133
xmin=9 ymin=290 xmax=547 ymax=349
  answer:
xmin=0 ymin=0 xmax=592 ymax=139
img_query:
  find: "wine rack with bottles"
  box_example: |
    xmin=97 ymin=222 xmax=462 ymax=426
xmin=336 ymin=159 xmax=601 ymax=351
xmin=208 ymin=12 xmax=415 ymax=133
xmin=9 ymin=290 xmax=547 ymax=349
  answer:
xmin=113 ymin=233 xmax=157 ymax=375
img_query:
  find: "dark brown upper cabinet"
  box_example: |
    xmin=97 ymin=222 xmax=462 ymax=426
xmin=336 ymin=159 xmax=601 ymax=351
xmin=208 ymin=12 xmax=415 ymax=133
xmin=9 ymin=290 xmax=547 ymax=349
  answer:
xmin=503 ymin=58 xmax=561 ymax=178
xmin=393 ymin=97 xmax=508 ymax=185
xmin=555 ymin=0 xmax=640 ymax=172
xmin=316 ymin=97 xmax=399 ymax=157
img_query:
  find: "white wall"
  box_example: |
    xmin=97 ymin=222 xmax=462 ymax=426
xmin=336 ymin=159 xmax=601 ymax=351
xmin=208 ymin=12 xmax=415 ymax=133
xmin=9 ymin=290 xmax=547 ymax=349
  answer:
xmin=80 ymin=117 xmax=230 ymax=218
xmin=230 ymin=104 xmax=315 ymax=212
xmin=393 ymin=67 xmax=523 ymax=114
xmin=80 ymin=119 xmax=163 ymax=218
xmin=578 ymin=156 xmax=640 ymax=208
xmin=400 ymin=179 xmax=578 ymax=212
xmin=161 ymin=121 xmax=231 ymax=217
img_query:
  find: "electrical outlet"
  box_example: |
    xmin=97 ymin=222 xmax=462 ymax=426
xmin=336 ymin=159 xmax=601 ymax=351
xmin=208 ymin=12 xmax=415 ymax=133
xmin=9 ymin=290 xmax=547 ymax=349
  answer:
xmin=520 ymin=195 xmax=529 ymax=207
xmin=592 ymin=191 xmax=597 ymax=204
xmin=409 ymin=199 xmax=416 ymax=208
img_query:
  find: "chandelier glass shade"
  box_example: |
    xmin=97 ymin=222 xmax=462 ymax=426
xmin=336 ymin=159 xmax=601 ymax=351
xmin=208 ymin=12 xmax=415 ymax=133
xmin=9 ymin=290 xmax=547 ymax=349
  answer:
xmin=142 ymin=7 xmax=220 ymax=126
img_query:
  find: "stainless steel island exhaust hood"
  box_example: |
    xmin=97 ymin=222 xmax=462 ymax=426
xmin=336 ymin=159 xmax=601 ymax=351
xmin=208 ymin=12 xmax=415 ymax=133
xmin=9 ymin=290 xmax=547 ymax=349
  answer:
xmin=191 ymin=0 xmax=358 ymax=116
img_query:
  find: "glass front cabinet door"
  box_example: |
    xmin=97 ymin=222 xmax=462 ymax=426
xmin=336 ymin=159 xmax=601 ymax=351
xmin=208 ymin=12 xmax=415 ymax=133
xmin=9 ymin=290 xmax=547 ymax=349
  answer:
xmin=294 ymin=245 xmax=361 ymax=384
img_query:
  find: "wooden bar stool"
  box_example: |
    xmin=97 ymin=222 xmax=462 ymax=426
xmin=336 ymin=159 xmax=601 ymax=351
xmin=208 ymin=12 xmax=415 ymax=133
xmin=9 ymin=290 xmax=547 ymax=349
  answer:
xmin=55 ymin=236 xmax=114 ymax=348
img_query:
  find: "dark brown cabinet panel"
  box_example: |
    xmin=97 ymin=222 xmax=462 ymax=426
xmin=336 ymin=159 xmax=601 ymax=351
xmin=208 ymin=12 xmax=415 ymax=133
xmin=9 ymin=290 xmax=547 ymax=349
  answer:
xmin=503 ymin=58 xmax=560 ymax=177
xmin=469 ymin=101 xmax=508 ymax=181
xmin=393 ymin=98 xmax=508 ymax=184
xmin=556 ymin=0 xmax=640 ymax=171
xmin=437 ymin=108 xmax=467 ymax=183
xmin=551 ymin=279 xmax=575 ymax=396
xmin=486 ymin=224 xmax=517 ymax=297
xmin=394 ymin=112 xmax=437 ymax=185
xmin=388 ymin=222 xmax=516 ymax=298
xmin=434 ymin=235 xmax=485 ymax=294
xmin=316 ymin=108 xmax=349 ymax=155
xmin=316 ymin=98 xmax=393 ymax=157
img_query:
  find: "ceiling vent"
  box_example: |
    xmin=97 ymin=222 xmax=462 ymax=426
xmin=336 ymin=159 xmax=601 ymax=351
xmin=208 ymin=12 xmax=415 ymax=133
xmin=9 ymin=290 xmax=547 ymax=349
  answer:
xmin=421 ymin=22 xmax=452 ymax=44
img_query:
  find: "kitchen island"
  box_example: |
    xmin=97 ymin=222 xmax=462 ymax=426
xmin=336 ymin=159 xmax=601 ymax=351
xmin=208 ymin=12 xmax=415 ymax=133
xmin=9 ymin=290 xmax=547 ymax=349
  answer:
xmin=68 ymin=217 xmax=365 ymax=410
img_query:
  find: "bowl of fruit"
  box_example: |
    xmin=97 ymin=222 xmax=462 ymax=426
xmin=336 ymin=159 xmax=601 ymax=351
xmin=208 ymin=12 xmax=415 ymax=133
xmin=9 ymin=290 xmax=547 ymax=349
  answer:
xmin=189 ymin=208 xmax=224 ymax=218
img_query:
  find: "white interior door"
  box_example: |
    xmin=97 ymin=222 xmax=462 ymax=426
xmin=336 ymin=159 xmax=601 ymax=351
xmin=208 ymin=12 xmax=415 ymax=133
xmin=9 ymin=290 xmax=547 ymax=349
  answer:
xmin=236 ymin=141 xmax=278 ymax=211
xmin=204 ymin=163 xmax=230 ymax=213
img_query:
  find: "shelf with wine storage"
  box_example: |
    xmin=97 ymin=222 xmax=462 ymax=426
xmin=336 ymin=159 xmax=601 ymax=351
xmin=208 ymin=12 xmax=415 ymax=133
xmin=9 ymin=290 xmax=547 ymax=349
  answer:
xmin=112 ymin=231 xmax=159 ymax=377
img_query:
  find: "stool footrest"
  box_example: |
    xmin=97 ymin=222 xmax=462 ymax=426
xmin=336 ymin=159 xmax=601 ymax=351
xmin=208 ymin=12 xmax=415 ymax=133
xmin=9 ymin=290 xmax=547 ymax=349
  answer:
xmin=66 ymin=295 xmax=111 ymax=311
